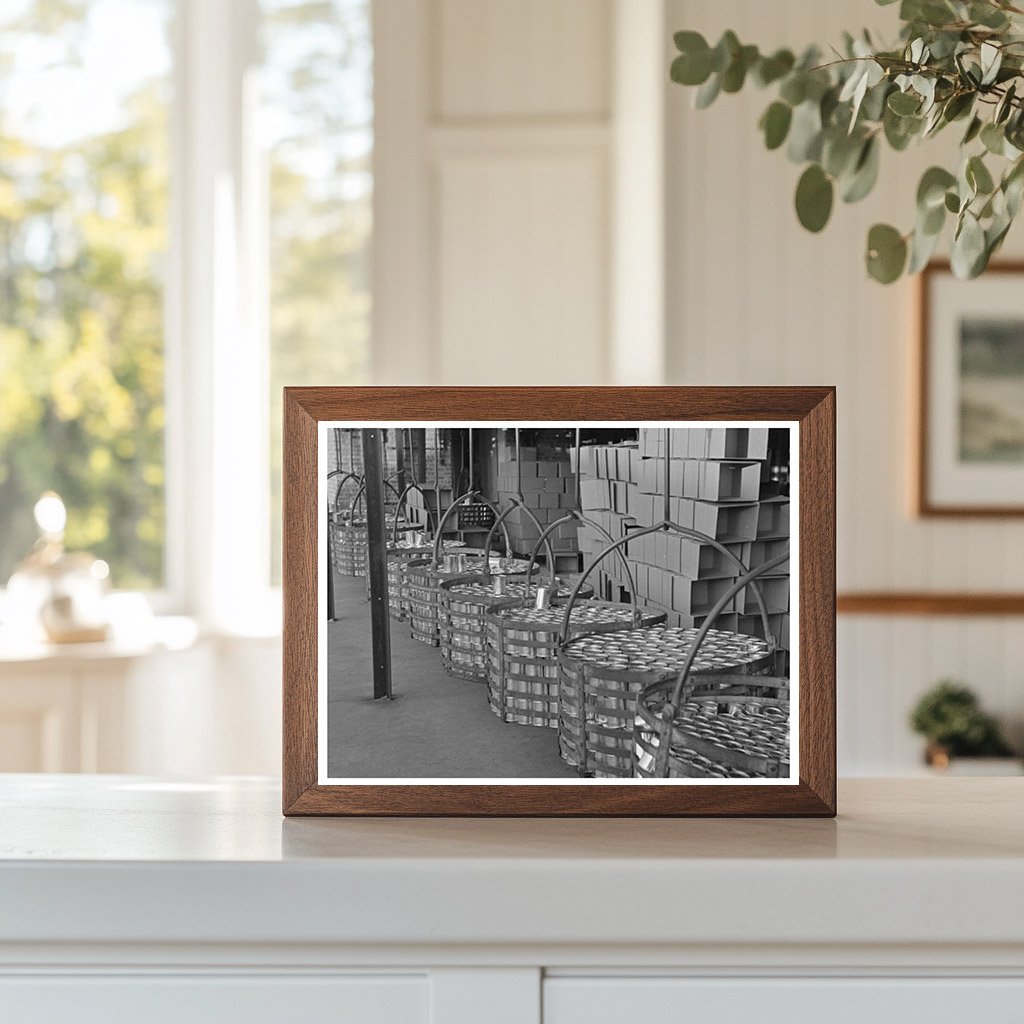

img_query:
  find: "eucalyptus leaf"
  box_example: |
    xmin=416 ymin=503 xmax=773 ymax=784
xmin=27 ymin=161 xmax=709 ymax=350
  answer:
xmin=967 ymin=154 xmax=995 ymax=195
xmin=970 ymin=2 xmax=1009 ymax=29
xmin=822 ymin=128 xmax=864 ymax=178
xmin=962 ymin=115 xmax=983 ymax=145
xmin=917 ymin=166 xmax=957 ymax=210
xmin=842 ymin=137 xmax=881 ymax=203
xmin=888 ymin=90 xmax=921 ymax=115
xmin=754 ymin=49 xmax=795 ymax=87
xmin=787 ymin=100 xmax=824 ymax=162
xmin=795 ymin=164 xmax=834 ymax=232
xmin=908 ymin=221 xmax=943 ymax=273
xmin=721 ymin=44 xmax=759 ymax=93
xmin=951 ymin=211 xmax=986 ymax=278
xmin=981 ymin=121 xmax=1006 ymax=155
xmin=980 ymin=41 xmax=1002 ymax=86
xmin=694 ymin=73 xmax=721 ymax=109
xmin=996 ymin=82 xmax=1017 ymax=124
xmin=760 ymin=101 xmax=793 ymax=150
xmin=866 ymin=223 xmax=908 ymax=283
xmin=779 ymin=73 xmax=807 ymax=106
xmin=710 ymin=31 xmax=740 ymax=73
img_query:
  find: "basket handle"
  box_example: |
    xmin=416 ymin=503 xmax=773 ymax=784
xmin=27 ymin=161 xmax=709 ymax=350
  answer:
xmin=392 ymin=482 xmax=434 ymax=542
xmin=430 ymin=490 xmax=511 ymax=569
xmin=348 ymin=473 xmax=403 ymax=522
xmin=328 ymin=469 xmax=361 ymax=518
xmin=650 ymin=547 xmax=789 ymax=778
xmin=483 ymin=498 xmax=555 ymax=582
xmin=556 ymin=521 xmax=776 ymax=648
xmin=524 ymin=511 xmax=642 ymax=626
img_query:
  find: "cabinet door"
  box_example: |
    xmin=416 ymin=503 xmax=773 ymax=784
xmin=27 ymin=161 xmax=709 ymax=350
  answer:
xmin=544 ymin=977 xmax=1024 ymax=1024
xmin=0 ymin=974 xmax=428 ymax=1024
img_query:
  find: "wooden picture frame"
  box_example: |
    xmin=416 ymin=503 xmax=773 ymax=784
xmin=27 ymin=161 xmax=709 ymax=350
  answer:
xmin=283 ymin=387 xmax=836 ymax=817
xmin=916 ymin=260 xmax=1024 ymax=518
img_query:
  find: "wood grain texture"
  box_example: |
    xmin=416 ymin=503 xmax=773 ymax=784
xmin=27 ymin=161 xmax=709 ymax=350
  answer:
xmin=282 ymin=387 xmax=836 ymax=817
xmin=916 ymin=260 xmax=1024 ymax=518
xmin=838 ymin=592 xmax=1024 ymax=616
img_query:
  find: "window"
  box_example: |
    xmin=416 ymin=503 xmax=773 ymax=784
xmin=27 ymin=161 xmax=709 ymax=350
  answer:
xmin=0 ymin=0 xmax=172 ymax=589
xmin=261 ymin=0 xmax=372 ymax=581
xmin=0 ymin=0 xmax=373 ymax=618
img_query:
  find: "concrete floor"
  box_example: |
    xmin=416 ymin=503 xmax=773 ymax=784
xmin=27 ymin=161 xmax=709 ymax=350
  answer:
xmin=326 ymin=573 xmax=575 ymax=778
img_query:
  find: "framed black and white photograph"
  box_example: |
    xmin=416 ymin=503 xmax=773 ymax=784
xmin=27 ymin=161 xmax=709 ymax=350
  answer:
xmin=283 ymin=387 xmax=836 ymax=816
xmin=918 ymin=262 xmax=1024 ymax=517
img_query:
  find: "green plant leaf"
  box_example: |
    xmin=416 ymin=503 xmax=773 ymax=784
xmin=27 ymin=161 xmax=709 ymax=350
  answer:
xmin=760 ymin=101 xmax=792 ymax=150
xmin=951 ymin=211 xmax=987 ymax=278
xmin=942 ymin=91 xmax=974 ymax=123
xmin=996 ymin=82 xmax=1017 ymax=125
xmin=754 ymin=49 xmax=795 ymax=87
xmin=970 ymin=1 xmax=1009 ymax=29
xmin=884 ymin=106 xmax=922 ymax=150
xmin=842 ymin=136 xmax=880 ymax=203
xmin=822 ymin=128 xmax=863 ymax=178
xmin=721 ymin=44 xmax=759 ymax=92
xmin=866 ymin=223 xmax=907 ymax=283
xmin=981 ymin=121 xmax=1005 ymax=155
xmin=908 ymin=221 xmax=942 ymax=273
xmin=888 ymin=90 xmax=921 ymax=115
xmin=967 ymin=154 xmax=995 ymax=196
xmin=694 ymin=73 xmax=721 ymax=109
xmin=787 ymin=100 xmax=823 ymax=162
xmin=944 ymin=190 xmax=961 ymax=213
xmin=795 ymin=164 xmax=834 ymax=232
xmin=671 ymin=32 xmax=713 ymax=86
xmin=962 ymin=115 xmax=983 ymax=145
xmin=917 ymin=166 xmax=957 ymax=210
xmin=980 ymin=41 xmax=1002 ymax=86
xmin=779 ymin=73 xmax=807 ymax=106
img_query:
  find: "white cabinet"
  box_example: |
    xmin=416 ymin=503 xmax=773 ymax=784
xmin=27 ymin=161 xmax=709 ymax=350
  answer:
xmin=544 ymin=977 xmax=1024 ymax=1024
xmin=1 ymin=975 xmax=428 ymax=1024
xmin=2 ymin=777 xmax=1023 ymax=1024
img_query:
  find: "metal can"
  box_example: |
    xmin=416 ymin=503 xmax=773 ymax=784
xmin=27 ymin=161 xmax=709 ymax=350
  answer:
xmin=492 ymin=575 xmax=506 ymax=596
xmin=535 ymin=586 xmax=552 ymax=609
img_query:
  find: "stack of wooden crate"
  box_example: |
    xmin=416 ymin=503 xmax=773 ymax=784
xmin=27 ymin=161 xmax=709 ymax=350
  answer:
xmin=574 ymin=428 xmax=789 ymax=651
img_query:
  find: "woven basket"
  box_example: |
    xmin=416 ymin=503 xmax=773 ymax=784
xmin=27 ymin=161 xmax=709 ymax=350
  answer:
xmin=405 ymin=555 xmax=533 ymax=647
xmin=364 ymin=541 xmax=468 ymax=620
xmin=484 ymin=600 xmax=665 ymax=728
xmin=331 ymin=514 xmax=408 ymax=579
xmin=438 ymin=577 xmax=592 ymax=684
xmin=633 ymin=677 xmax=790 ymax=779
xmin=331 ymin=521 xmax=368 ymax=578
xmin=557 ymin=625 xmax=773 ymax=778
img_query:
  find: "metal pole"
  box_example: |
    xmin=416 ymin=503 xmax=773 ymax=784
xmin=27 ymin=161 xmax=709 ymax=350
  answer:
xmin=663 ymin=427 xmax=671 ymax=527
xmin=362 ymin=428 xmax=393 ymax=700
xmin=326 ymin=515 xmax=337 ymax=622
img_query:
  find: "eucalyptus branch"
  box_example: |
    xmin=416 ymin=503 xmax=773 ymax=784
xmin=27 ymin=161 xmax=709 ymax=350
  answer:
xmin=670 ymin=0 xmax=1024 ymax=283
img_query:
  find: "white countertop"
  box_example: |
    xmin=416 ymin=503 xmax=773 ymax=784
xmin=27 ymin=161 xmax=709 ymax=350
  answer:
xmin=2 ymin=775 xmax=1022 ymax=953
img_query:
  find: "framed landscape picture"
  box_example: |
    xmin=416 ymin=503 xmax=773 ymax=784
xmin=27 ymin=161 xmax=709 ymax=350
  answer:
xmin=917 ymin=262 xmax=1024 ymax=516
xmin=282 ymin=387 xmax=836 ymax=816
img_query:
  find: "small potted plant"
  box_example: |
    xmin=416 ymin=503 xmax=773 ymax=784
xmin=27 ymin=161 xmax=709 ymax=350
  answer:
xmin=910 ymin=680 xmax=1019 ymax=773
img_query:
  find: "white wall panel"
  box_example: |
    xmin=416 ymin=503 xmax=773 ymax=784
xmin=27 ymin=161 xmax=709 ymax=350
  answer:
xmin=374 ymin=0 xmax=616 ymax=385
xmin=666 ymin=0 xmax=1024 ymax=774
xmin=438 ymin=0 xmax=610 ymax=120
xmin=436 ymin=150 xmax=608 ymax=384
